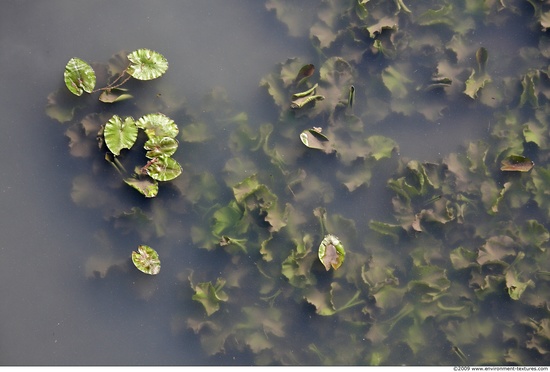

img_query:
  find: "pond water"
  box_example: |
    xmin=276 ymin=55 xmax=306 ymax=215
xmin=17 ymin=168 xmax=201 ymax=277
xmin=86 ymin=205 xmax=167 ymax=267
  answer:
xmin=2 ymin=0 xmax=550 ymax=366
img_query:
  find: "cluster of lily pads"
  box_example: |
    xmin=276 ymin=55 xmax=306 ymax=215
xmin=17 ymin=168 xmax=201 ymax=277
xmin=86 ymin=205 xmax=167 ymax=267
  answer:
xmin=58 ymin=48 xmax=185 ymax=275
xmin=46 ymin=0 xmax=550 ymax=366
xmin=63 ymin=48 xmax=182 ymax=200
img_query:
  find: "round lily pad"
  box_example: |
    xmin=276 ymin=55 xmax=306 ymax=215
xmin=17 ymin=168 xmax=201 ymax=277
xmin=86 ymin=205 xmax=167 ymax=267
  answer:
xmin=104 ymin=115 xmax=138 ymax=156
xmin=145 ymin=156 xmax=182 ymax=181
xmin=136 ymin=113 xmax=179 ymax=139
xmin=64 ymin=57 xmax=96 ymax=96
xmin=144 ymin=136 xmax=179 ymax=159
xmin=127 ymin=49 xmax=168 ymax=81
xmin=131 ymin=245 xmax=161 ymax=275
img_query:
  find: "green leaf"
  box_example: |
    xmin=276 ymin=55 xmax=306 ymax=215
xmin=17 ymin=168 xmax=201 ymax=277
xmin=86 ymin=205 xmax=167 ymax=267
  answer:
xmin=211 ymin=200 xmax=246 ymax=237
xmin=500 ymin=155 xmax=534 ymax=172
xmin=124 ymin=176 xmax=159 ymax=198
xmin=104 ymin=115 xmax=138 ymax=155
xmin=450 ymin=247 xmax=478 ymax=270
xmin=127 ymin=49 xmax=168 ymax=81
xmin=300 ymin=128 xmax=334 ymax=153
xmin=366 ymin=135 xmax=399 ymax=160
xmin=191 ymin=278 xmax=228 ymax=316
xmin=304 ymin=283 xmax=363 ymax=316
xmin=131 ymin=245 xmax=161 ymax=275
xmin=145 ymin=156 xmax=182 ymax=181
xmin=477 ymin=235 xmax=516 ymax=266
xmin=219 ymin=236 xmax=248 ymax=254
xmin=180 ymin=122 xmax=214 ymax=143
xmin=505 ymin=268 xmax=534 ymax=300
xmin=520 ymin=70 xmax=539 ymax=108
xmin=144 ymin=136 xmax=179 ymax=159
xmin=98 ymin=88 xmax=133 ymax=103
xmin=45 ymin=89 xmax=84 ymax=123
xmin=294 ymin=63 xmax=315 ymax=86
xmin=407 ymin=265 xmax=450 ymax=301
xmin=476 ymin=47 xmax=488 ymax=74
xmin=382 ymin=65 xmax=412 ymax=99
xmin=281 ymin=234 xmax=317 ymax=288
xmin=290 ymin=94 xmax=325 ymax=109
xmin=136 ymin=113 xmax=179 ymax=139
xmin=518 ymin=220 xmax=550 ymax=249
xmin=464 ymin=70 xmax=491 ymax=99
xmin=64 ymin=57 xmax=96 ymax=96
xmin=318 ymin=234 xmax=345 ymax=271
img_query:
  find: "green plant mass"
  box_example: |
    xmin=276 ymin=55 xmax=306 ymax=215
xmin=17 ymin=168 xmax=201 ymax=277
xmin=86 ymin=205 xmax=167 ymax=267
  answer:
xmin=47 ymin=0 xmax=550 ymax=364
xmin=59 ymin=49 xmax=181 ymax=198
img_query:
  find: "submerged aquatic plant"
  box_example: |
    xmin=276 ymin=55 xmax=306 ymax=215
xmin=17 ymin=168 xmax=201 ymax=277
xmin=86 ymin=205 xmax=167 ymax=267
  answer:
xmin=47 ymin=0 xmax=550 ymax=364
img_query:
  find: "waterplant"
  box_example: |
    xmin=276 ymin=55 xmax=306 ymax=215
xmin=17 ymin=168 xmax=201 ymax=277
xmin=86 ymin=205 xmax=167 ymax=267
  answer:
xmin=318 ymin=234 xmax=345 ymax=271
xmin=64 ymin=48 xmax=168 ymax=100
xmin=131 ymin=244 xmax=161 ymax=275
xmin=48 ymin=0 xmax=550 ymax=364
xmin=61 ymin=50 xmax=181 ymax=198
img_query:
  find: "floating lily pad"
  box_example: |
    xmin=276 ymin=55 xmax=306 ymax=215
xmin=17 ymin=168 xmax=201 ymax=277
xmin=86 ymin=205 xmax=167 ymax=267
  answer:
xmin=300 ymin=128 xmax=334 ymax=154
xmin=318 ymin=234 xmax=345 ymax=271
xmin=64 ymin=57 xmax=96 ymax=96
xmin=145 ymin=156 xmax=182 ymax=181
xmin=104 ymin=115 xmax=138 ymax=155
xmin=500 ymin=155 xmax=534 ymax=172
xmin=127 ymin=49 xmax=168 ymax=81
xmin=136 ymin=113 xmax=179 ymax=139
xmin=131 ymin=245 xmax=161 ymax=275
xmin=144 ymin=136 xmax=179 ymax=159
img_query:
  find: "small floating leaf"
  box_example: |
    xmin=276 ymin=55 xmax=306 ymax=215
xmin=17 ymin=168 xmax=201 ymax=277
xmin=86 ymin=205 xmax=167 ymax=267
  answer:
xmin=104 ymin=115 xmax=138 ymax=155
xmin=127 ymin=49 xmax=168 ymax=81
xmin=145 ymin=156 xmax=182 ymax=181
xmin=300 ymin=128 xmax=334 ymax=153
xmin=500 ymin=155 xmax=534 ymax=172
xmin=144 ymin=136 xmax=179 ymax=159
xmin=318 ymin=234 xmax=345 ymax=271
xmin=64 ymin=57 xmax=96 ymax=96
xmin=136 ymin=113 xmax=179 ymax=139
xmin=295 ymin=63 xmax=315 ymax=86
xmin=131 ymin=245 xmax=161 ymax=275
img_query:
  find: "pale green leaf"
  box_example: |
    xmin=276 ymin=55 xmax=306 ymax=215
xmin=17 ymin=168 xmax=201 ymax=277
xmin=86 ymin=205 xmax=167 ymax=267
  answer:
xmin=127 ymin=49 xmax=168 ymax=81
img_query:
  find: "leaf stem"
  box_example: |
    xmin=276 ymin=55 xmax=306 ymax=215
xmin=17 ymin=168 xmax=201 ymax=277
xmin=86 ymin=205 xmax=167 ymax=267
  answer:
xmin=91 ymin=68 xmax=133 ymax=93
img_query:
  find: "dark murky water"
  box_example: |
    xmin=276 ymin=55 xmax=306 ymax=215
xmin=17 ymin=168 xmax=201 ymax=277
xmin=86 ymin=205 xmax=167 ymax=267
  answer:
xmin=1 ymin=0 xmax=550 ymax=366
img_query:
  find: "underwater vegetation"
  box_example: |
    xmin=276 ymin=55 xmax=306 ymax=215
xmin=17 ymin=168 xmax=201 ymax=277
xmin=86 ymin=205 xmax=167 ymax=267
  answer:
xmin=46 ymin=0 xmax=550 ymax=365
